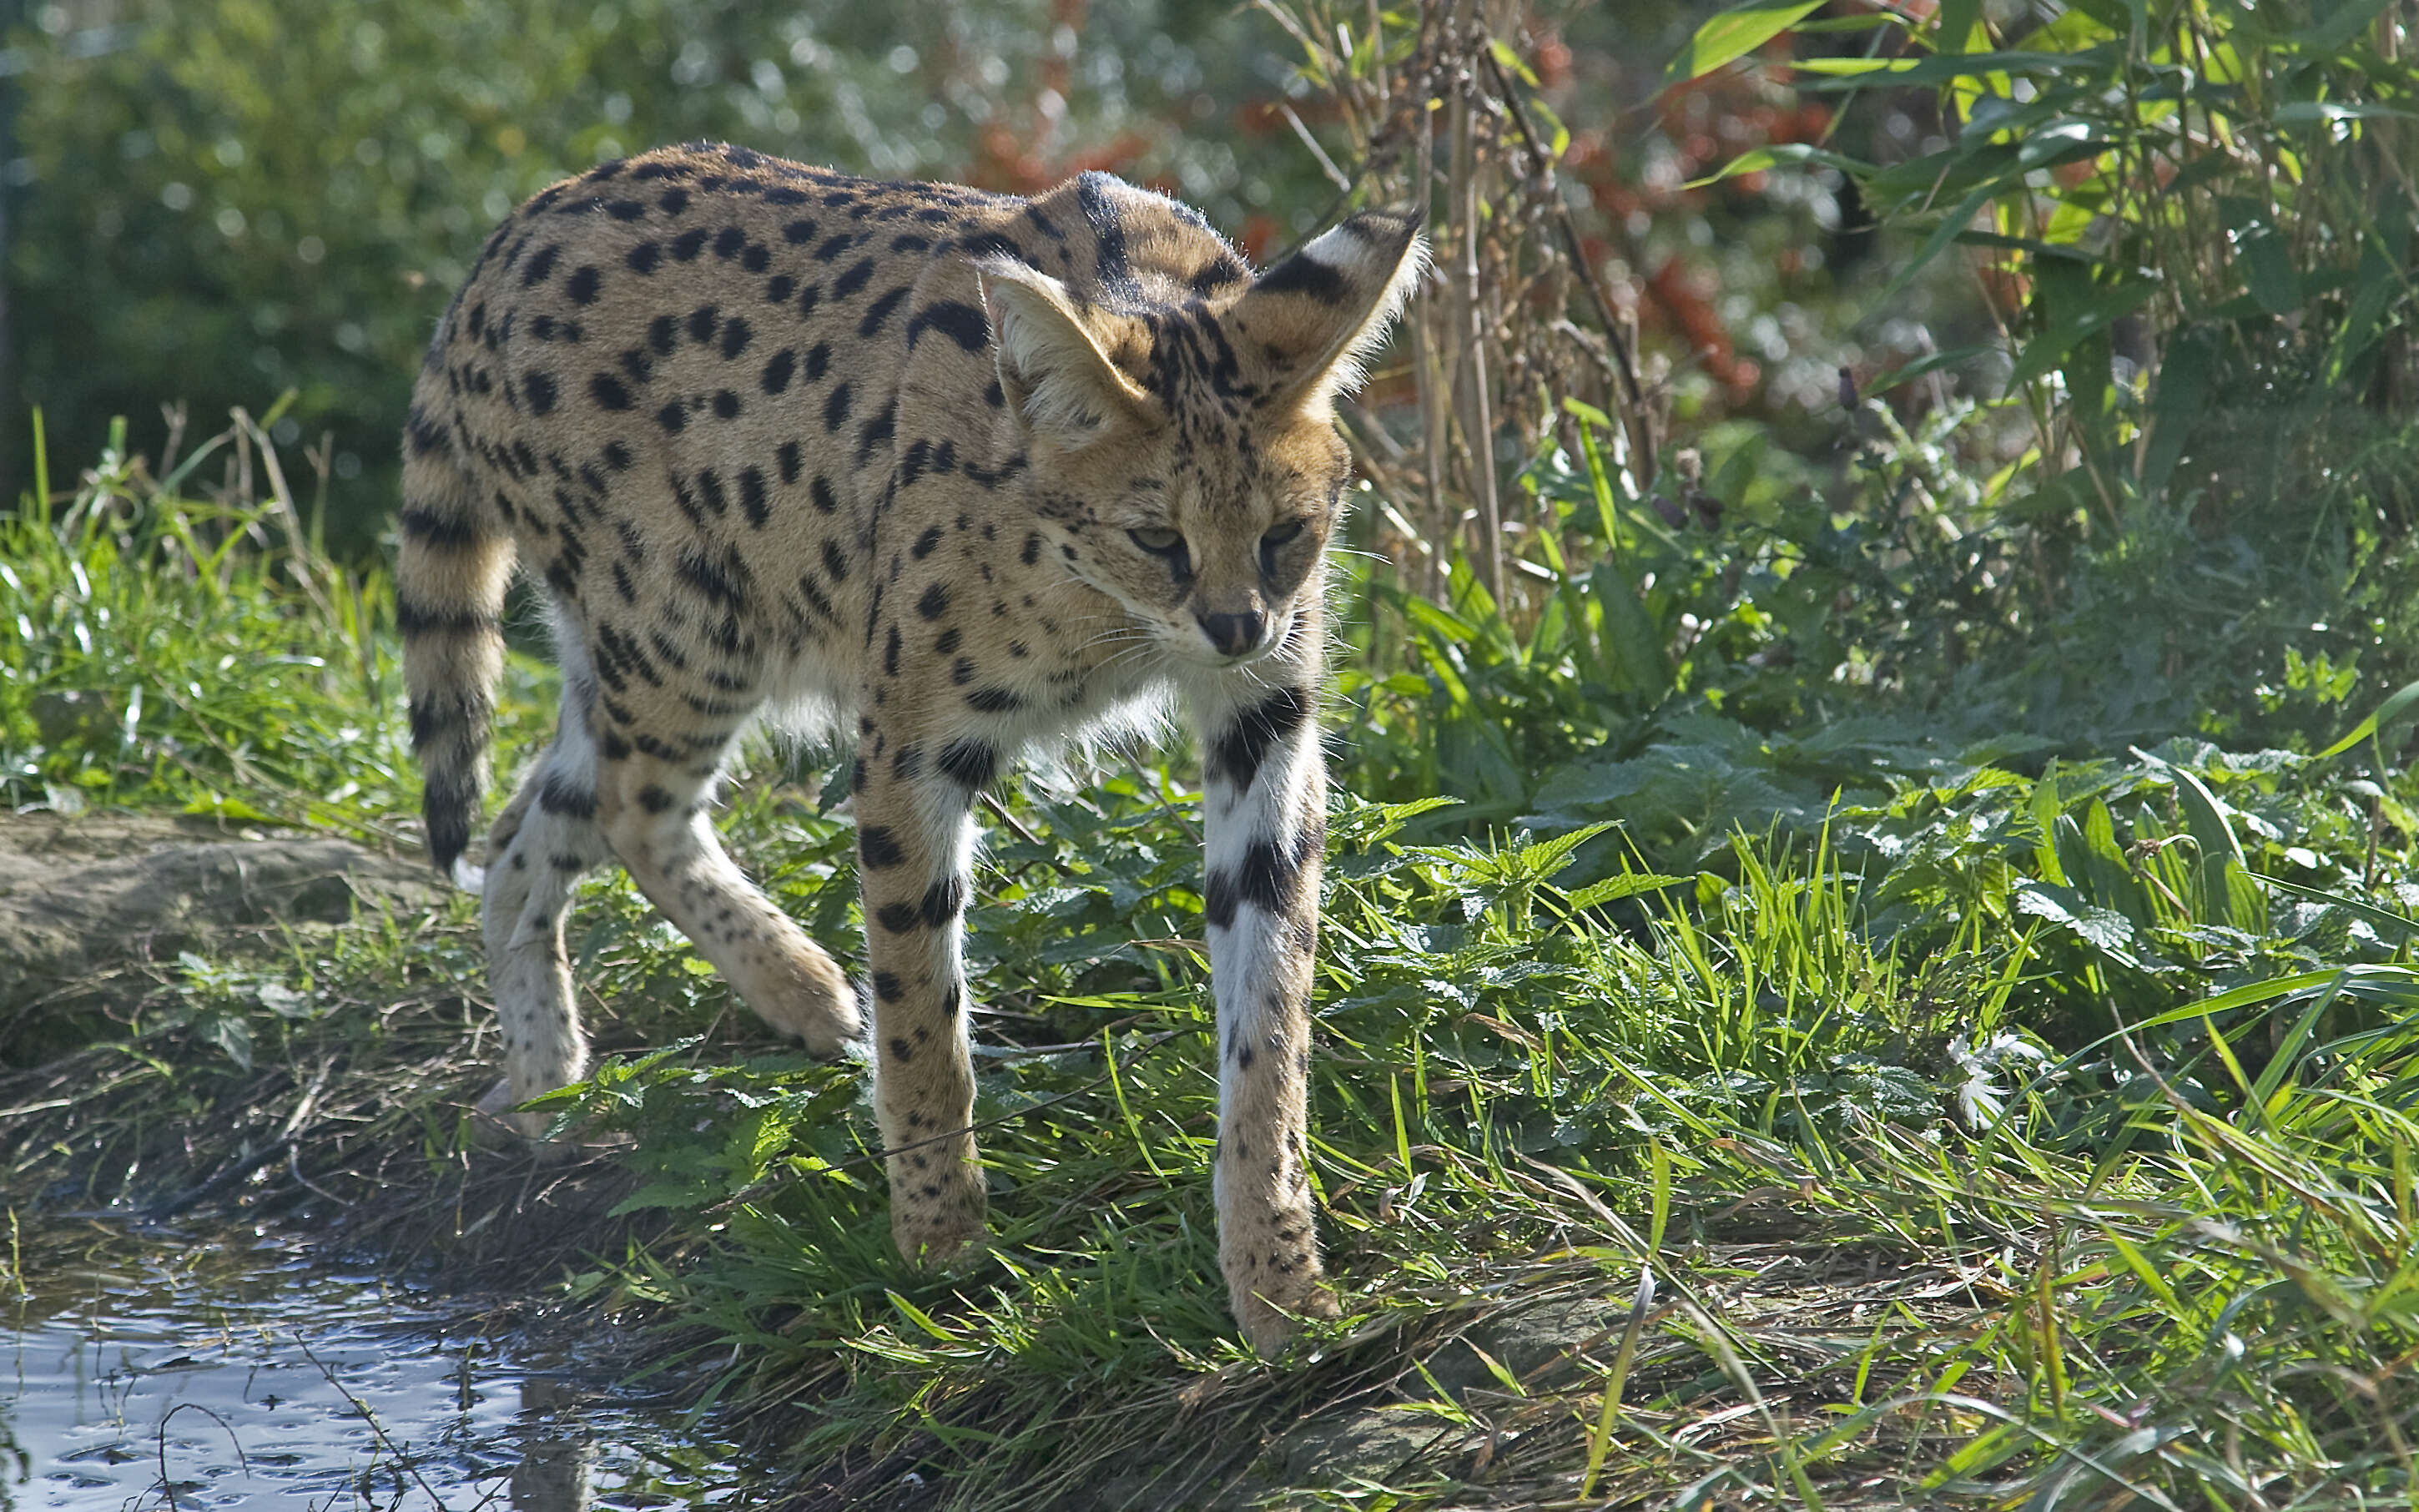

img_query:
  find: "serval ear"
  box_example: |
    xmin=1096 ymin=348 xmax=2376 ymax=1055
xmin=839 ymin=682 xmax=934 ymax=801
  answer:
xmin=1230 ymin=210 xmax=1427 ymax=420
xmin=978 ymin=259 xmax=1158 ymax=447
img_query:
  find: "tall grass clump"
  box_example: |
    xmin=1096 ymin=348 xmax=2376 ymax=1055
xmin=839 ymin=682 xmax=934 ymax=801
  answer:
xmin=0 ymin=402 xmax=554 ymax=835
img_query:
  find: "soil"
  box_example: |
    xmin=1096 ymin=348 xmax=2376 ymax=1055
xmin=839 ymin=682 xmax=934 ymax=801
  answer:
xmin=0 ymin=809 xmax=644 ymax=1278
xmin=0 ymin=809 xmax=441 ymax=1029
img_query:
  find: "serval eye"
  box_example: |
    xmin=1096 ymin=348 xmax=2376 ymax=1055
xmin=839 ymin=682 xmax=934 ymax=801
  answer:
xmin=1128 ymin=527 xmax=1192 ymax=580
xmin=1258 ymin=518 xmax=1306 ymax=578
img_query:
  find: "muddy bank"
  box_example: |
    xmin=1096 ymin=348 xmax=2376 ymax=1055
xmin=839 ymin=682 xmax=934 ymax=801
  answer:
xmin=0 ymin=811 xmax=439 ymax=1047
xmin=0 ymin=810 xmax=648 ymax=1279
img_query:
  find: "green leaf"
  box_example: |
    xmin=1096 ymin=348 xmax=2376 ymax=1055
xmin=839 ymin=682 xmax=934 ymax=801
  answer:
xmin=2252 ymin=872 xmax=2419 ymax=940
xmin=1859 ymin=344 xmax=1998 ymax=398
xmin=2234 ymin=220 xmax=2303 ymax=317
xmin=1684 ymin=141 xmax=1873 ymax=190
xmin=1588 ymin=559 xmax=1676 ymax=700
xmin=1488 ymin=38 xmax=1539 ymax=88
xmin=1796 ymin=48 xmax=2114 ymax=90
xmin=2005 ymin=270 xmax=2156 ymax=391
xmin=196 ymin=1010 xmax=254 ymax=1072
xmin=1662 ymin=0 xmax=1824 ymax=87
xmin=2288 ymin=0 xmax=2400 ymax=55
xmin=2170 ymin=766 xmax=2251 ymax=928
xmin=1935 ymin=0 xmax=1984 ymax=50
xmin=2013 ymin=882 xmax=2143 ymax=964
xmin=2275 ymin=100 xmax=2419 ymax=126
xmin=2139 ymin=327 xmax=2217 ymax=501
xmin=1566 ymin=872 xmax=1691 ymax=910
xmin=2316 ymin=678 xmax=2419 ymax=758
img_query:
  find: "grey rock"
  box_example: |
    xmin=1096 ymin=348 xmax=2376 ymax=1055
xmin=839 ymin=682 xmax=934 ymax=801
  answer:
xmin=0 ymin=812 xmax=441 ymax=1014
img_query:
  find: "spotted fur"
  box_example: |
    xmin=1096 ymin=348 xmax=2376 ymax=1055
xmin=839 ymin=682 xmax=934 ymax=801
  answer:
xmin=398 ymin=141 xmax=1423 ymax=1353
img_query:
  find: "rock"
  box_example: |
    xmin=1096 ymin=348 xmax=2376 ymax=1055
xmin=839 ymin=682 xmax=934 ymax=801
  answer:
xmin=1420 ymin=1293 xmax=1629 ymax=1401
xmin=0 ymin=811 xmax=444 ymax=1021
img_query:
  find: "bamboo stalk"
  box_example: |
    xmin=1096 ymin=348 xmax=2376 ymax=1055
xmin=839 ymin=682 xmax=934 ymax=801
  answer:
xmin=1448 ymin=0 xmax=1504 ymax=606
xmin=1409 ymin=12 xmax=1449 ymax=601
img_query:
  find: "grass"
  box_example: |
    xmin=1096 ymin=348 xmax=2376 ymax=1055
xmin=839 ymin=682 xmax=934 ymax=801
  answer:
xmin=8 ymin=413 xmax=2419 ymax=1509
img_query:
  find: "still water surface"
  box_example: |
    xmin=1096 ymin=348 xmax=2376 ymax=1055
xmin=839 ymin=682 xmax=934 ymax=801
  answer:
xmin=2 ymin=1217 xmax=756 ymax=1510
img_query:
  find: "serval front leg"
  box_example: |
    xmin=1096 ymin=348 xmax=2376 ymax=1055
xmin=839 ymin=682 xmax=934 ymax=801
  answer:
xmin=854 ymin=713 xmax=988 ymax=1266
xmin=1196 ymin=663 xmax=1337 ymax=1354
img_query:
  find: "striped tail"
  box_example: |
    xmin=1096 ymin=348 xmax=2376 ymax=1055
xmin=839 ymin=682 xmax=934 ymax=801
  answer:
xmin=398 ymin=403 xmax=514 ymax=880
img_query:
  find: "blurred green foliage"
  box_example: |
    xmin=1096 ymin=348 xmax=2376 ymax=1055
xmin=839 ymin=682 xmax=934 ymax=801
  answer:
xmin=8 ymin=0 xmax=1289 ymax=551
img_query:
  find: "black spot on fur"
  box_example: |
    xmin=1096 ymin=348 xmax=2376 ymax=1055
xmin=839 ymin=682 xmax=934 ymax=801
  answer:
xmin=935 ymin=739 xmax=995 ymax=789
xmin=906 ymin=300 xmax=990 ymax=353
xmin=859 ymin=286 xmax=907 ymax=337
xmin=1254 ymin=250 xmax=1350 ymax=303
xmin=396 ymin=506 xmax=476 ymax=549
xmin=854 ymin=402 xmax=895 ymax=466
xmin=859 ymin=826 xmax=905 ymax=869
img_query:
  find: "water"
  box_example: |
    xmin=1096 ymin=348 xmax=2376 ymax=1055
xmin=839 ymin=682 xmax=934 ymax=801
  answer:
xmin=1 ymin=1218 xmax=758 ymax=1511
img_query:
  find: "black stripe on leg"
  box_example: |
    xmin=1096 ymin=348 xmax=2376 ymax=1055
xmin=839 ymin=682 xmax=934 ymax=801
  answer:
xmin=1205 ymin=821 xmax=1323 ymax=930
xmin=1207 ymin=686 xmax=1311 ymax=792
xmin=935 ymin=739 xmax=996 ymax=789
xmin=918 ymin=874 xmax=968 ymax=929
xmin=875 ymin=874 xmax=969 ymax=935
xmin=538 ymin=772 xmax=597 ymax=819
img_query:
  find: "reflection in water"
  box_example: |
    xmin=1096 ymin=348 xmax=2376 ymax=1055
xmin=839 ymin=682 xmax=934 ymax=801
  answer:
xmin=0 ymin=1218 xmax=752 ymax=1510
